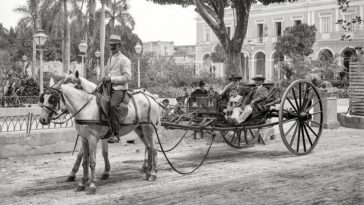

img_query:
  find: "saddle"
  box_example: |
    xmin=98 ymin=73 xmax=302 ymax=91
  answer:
xmin=96 ymin=81 xmax=112 ymax=123
xmin=95 ymin=83 xmax=153 ymax=124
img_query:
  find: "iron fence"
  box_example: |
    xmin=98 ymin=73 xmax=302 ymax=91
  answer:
xmin=0 ymin=96 xmax=39 ymax=108
xmin=0 ymin=113 xmax=75 ymax=134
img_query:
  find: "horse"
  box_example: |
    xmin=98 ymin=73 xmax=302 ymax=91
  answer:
xmin=39 ymin=74 xmax=161 ymax=194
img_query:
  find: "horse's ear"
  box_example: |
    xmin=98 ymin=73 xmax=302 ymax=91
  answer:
xmin=49 ymin=77 xmax=55 ymax=87
xmin=75 ymin=71 xmax=79 ymax=79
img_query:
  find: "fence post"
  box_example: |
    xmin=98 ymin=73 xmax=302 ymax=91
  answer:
xmin=26 ymin=113 xmax=33 ymax=135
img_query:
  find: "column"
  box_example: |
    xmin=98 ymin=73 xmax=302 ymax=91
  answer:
xmin=267 ymin=59 xmax=274 ymax=82
xmin=360 ymin=5 xmax=364 ymax=29
xmin=336 ymin=7 xmax=340 ymax=32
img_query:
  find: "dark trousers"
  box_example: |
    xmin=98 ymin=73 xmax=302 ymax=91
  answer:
xmin=110 ymin=89 xmax=127 ymax=135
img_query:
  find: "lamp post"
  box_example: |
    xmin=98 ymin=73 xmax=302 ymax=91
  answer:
xmin=247 ymin=40 xmax=255 ymax=81
xmin=22 ymin=55 xmax=27 ymax=74
xmin=78 ymin=41 xmax=87 ymax=78
xmin=33 ymin=30 xmax=48 ymax=94
xmin=95 ymin=50 xmax=101 ymax=80
xmin=135 ymin=42 xmax=143 ymax=87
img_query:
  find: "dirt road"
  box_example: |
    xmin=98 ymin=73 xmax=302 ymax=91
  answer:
xmin=0 ymin=127 xmax=363 ymax=205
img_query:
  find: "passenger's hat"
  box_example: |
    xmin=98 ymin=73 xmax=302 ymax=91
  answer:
xmin=252 ymin=74 xmax=265 ymax=81
xmin=228 ymin=74 xmax=242 ymax=81
xmin=198 ymin=80 xmax=205 ymax=87
xmin=109 ymin=34 xmax=123 ymax=45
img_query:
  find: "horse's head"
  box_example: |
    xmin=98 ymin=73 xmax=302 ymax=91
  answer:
xmin=39 ymin=76 xmax=67 ymax=125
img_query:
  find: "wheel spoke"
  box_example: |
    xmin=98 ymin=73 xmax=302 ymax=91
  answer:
xmin=296 ymin=123 xmax=301 ymax=152
xmin=291 ymin=87 xmax=300 ymax=112
xmin=287 ymin=98 xmax=299 ymax=113
xmin=302 ymin=122 xmax=313 ymax=146
xmin=237 ymin=132 xmax=241 ymax=146
xmin=304 ymin=99 xmax=320 ymax=113
xmin=302 ymin=88 xmax=313 ymax=111
xmin=299 ymin=82 xmax=302 ymax=111
xmin=301 ymin=123 xmax=307 ymax=152
xmin=230 ymin=132 xmax=236 ymax=143
xmin=289 ymin=122 xmax=299 ymax=147
xmin=310 ymin=111 xmax=323 ymax=115
xmin=285 ymin=121 xmax=298 ymax=136
xmin=304 ymin=121 xmax=319 ymax=138
xmin=310 ymin=121 xmax=321 ymax=126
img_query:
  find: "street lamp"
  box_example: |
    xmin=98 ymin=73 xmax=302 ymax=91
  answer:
xmin=135 ymin=42 xmax=143 ymax=87
xmin=22 ymin=55 xmax=27 ymax=74
xmin=95 ymin=50 xmax=101 ymax=80
xmin=78 ymin=41 xmax=87 ymax=78
xmin=33 ymin=29 xmax=48 ymax=94
xmin=247 ymin=40 xmax=255 ymax=81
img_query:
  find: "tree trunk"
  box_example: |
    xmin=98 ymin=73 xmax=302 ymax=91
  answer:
xmin=32 ymin=36 xmax=37 ymax=79
xmin=225 ymin=47 xmax=241 ymax=77
xmin=194 ymin=0 xmax=252 ymax=78
xmin=100 ymin=2 xmax=106 ymax=78
xmin=86 ymin=0 xmax=96 ymax=80
xmin=63 ymin=0 xmax=70 ymax=74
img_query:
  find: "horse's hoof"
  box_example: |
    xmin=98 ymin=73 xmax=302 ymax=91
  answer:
xmin=148 ymin=175 xmax=157 ymax=181
xmin=65 ymin=176 xmax=76 ymax=182
xmin=75 ymin=185 xmax=85 ymax=192
xmin=100 ymin=173 xmax=109 ymax=180
xmin=86 ymin=187 xmax=96 ymax=195
xmin=144 ymin=173 xmax=151 ymax=180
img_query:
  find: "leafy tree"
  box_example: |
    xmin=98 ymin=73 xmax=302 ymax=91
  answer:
xmin=336 ymin=0 xmax=363 ymax=41
xmin=275 ymin=23 xmax=317 ymax=59
xmin=274 ymin=23 xmax=317 ymax=80
xmin=14 ymin=0 xmax=41 ymax=79
xmin=148 ymin=0 xmax=296 ymax=77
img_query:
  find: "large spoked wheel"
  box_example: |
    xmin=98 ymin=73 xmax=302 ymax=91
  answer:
xmin=279 ymin=79 xmax=323 ymax=155
xmin=221 ymin=129 xmax=259 ymax=149
xmin=221 ymin=131 xmax=245 ymax=149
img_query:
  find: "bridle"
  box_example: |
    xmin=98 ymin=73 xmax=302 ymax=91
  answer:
xmin=39 ymin=87 xmax=67 ymax=120
xmin=39 ymin=86 xmax=94 ymax=124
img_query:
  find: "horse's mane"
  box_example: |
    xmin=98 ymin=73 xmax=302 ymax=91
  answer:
xmin=79 ymin=77 xmax=97 ymax=93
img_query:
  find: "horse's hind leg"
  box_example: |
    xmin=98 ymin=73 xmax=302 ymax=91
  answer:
xmin=100 ymin=139 xmax=110 ymax=180
xmin=86 ymin=136 xmax=98 ymax=195
xmin=66 ymin=141 xmax=84 ymax=182
xmin=143 ymin=124 xmax=158 ymax=181
xmin=76 ymin=137 xmax=89 ymax=192
xmin=135 ymin=126 xmax=150 ymax=177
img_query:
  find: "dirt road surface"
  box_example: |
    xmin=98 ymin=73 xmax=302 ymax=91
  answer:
xmin=0 ymin=127 xmax=363 ymax=205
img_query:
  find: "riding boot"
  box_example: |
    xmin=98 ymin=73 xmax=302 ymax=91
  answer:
xmin=107 ymin=102 xmax=129 ymax=143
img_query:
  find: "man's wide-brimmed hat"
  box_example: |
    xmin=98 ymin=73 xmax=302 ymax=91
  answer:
xmin=109 ymin=34 xmax=125 ymax=45
xmin=252 ymin=74 xmax=266 ymax=81
xmin=228 ymin=74 xmax=242 ymax=81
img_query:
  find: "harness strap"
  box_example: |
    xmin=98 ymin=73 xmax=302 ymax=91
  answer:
xmin=141 ymin=92 xmax=152 ymax=123
xmin=75 ymin=119 xmax=109 ymax=126
xmin=129 ymin=93 xmax=139 ymax=123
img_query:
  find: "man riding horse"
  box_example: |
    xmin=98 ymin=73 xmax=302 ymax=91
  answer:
xmin=102 ymin=34 xmax=132 ymax=143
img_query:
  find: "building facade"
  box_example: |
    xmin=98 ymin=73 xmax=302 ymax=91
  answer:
xmin=195 ymin=0 xmax=364 ymax=81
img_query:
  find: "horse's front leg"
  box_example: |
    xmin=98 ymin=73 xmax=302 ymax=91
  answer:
xmin=144 ymin=125 xmax=158 ymax=181
xmin=76 ymin=137 xmax=89 ymax=192
xmin=87 ymin=136 xmax=98 ymax=195
xmin=100 ymin=139 xmax=110 ymax=180
xmin=66 ymin=139 xmax=84 ymax=182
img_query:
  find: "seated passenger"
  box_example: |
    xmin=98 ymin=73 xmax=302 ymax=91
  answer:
xmin=224 ymin=87 xmax=243 ymax=119
xmin=227 ymin=75 xmax=268 ymax=124
xmin=220 ymin=74 xmax=242 ymax=100
xmin=171 ymin=96 xmax=187 ymax=115
xmin=191 ymin=81 xmax=208 ymax=97
xmin=161 ymin=99 xmax=171 ymax=119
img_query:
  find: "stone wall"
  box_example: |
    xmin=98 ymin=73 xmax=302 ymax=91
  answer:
xmin=0 ymin=128 xmax=77 ymax=159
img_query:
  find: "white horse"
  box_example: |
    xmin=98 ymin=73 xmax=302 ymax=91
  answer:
xmin=39 ymin=75 xmax=161 ymax=194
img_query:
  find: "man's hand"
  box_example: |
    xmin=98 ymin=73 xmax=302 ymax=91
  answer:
xmin=102 ymin=76 xmax=111 ymax=82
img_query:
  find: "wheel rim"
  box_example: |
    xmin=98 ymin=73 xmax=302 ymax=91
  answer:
xmin=221 ymin=131 xmax=245 ymax=149
xmin=279 ymin=80 xmax=323 ymax=155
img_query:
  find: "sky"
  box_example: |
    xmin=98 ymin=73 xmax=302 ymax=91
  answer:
xmin=0 ymin=0 xmax=197 ymax=45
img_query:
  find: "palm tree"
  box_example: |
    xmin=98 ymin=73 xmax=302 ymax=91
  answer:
xmin=14 ymin=0 xmax=41 ymax=79
xmin=105 ymin=0 xmax=135 ymax=35
xmin=99 ymin=0 xmax=111 ymax=78
xmin=39 ymin=0 xmax=72 ymax=73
